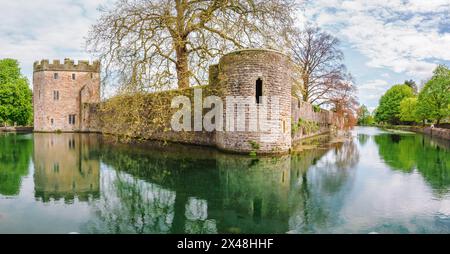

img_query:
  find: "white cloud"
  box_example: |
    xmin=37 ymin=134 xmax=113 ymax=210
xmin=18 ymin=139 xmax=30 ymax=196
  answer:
xmin=357 ymin=79 xmax=391 ymax=107
xmin=0 ymin=0 xmax=111 ymax=81
xmin=302 ymin=0 xmax=450 ymax=80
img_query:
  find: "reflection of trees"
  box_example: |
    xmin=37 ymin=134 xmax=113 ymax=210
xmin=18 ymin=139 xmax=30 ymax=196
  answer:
xmin=374 ymin=134 xmax=450 ymax=193
xmin=288 ymin=141 xmax=359 ymax=233
xmin=0 ymin=133 xmax=32 ymax=196
xmin=83 ymin=170 xmax=176 ymax=234
xmin=85 ymin=138 xmax=359 ymax=234
xmin=95 ymin=143 xmax=313 ymax=234
xmin=357 ymin=134 xmax=370 ymax=146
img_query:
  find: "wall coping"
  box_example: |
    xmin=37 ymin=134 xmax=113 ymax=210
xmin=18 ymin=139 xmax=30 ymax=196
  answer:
xmin=33 ymin=58 xmax=100 ymax=73
xmin=222 ymin=48 xmax=289 ymax=58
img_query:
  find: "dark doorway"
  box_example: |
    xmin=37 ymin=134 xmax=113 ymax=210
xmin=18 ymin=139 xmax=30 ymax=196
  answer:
xmin=256 ymin=78 xmax=263 ymax=104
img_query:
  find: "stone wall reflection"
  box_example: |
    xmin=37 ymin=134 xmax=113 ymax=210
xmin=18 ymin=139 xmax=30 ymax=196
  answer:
xmin=33 ymin=133 xmax=100 ymax=203
xmin=94 ymin=142 xmax=349 ymax=234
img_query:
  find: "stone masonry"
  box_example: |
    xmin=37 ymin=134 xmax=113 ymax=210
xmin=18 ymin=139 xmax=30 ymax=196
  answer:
xmin=33 ymin=59 xmax=100 ymax=132
xmin=34 ymin=49 xmax=340 ymax=154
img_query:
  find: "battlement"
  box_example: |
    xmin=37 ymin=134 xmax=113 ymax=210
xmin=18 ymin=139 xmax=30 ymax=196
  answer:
xmin=33 ymin=58 xmax=100 ymax=73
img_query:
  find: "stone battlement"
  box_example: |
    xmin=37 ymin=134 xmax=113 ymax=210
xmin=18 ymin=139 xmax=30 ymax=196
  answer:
xmin=33 ymin=58 xmax=100 ymax=73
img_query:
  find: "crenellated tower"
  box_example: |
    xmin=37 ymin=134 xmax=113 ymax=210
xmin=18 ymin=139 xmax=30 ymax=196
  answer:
xmin=33 ymin=58 xmax=100 ymax=132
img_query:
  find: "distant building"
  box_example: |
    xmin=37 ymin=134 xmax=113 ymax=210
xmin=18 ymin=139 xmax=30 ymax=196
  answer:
xmin=33 ymin=58 xmax=100 ymax=132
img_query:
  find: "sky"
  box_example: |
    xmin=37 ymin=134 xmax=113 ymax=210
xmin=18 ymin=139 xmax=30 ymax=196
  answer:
xmin=1 ymin=0 xmax=449 ymax=112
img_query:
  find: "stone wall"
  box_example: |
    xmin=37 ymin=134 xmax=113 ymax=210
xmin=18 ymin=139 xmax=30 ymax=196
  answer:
xmin=82 ymin=49 xmax=340 ymax=154
xmin=33 ymin=59 xmax=100 ymax=132
xmin=97 ymin=86 xmax=220 ymax=147
xmin=291 ymin=97 xmax=337 ymax=142
xmin=215 ymin=49 xmax=292 ymax=154
xmin=387 ymin=125 xmax=450 ymax=140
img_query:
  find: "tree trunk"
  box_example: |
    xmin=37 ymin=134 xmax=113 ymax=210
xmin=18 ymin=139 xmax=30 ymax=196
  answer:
xmin=175 ymin=45 xmax=190 ymax=89
xmin=302 ymin=73 xmax=309 ymax=102
xmin=174 ymin=0 xmax=189 ymax=89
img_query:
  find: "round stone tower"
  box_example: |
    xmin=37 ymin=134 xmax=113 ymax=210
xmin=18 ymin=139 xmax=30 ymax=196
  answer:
xmin=215 ymin=49 xmax=292 ymax=154
xmin=33 ymin=59 xmax=100 ymax=132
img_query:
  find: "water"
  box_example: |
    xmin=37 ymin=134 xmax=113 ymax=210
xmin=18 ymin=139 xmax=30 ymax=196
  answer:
xmin=0 ymin=127 xmax=449 ymax=234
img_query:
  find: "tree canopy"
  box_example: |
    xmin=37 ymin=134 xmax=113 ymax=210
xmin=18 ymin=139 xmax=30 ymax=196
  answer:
xmin=357 ymin=105 xmax=374 ymax=125
xmin=416 ymin=65 xmax=450 ymax=125
xmin=0 ymin=59 xmax=33 ymax=126
xmin=399 ymin=97 xmax=418 ymax=123
xmin=375 ymin=84 xmax=414 ymax=124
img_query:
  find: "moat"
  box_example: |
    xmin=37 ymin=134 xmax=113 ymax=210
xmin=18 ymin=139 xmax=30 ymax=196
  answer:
xmin=0 ymin=127 xmax=449 ymax=234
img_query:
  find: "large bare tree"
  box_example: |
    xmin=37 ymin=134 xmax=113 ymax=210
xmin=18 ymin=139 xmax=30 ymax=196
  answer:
xmin=289 ymin=26 xmax=347 ymax=105
xmin=87 ymin=0 xmax=299 ymax=91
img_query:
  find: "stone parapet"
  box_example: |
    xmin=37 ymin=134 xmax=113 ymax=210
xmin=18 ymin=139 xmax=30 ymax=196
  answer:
xmin=33 ymin=59 xmax=100 ymax=73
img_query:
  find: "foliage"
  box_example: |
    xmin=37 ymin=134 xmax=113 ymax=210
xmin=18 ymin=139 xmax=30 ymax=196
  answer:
xmin=375 ymin=84 xmax=414 ymax=124
xmin=0 ymin=59 xmax=33 ymax=126
xmin=292 ymin=118 xmax=320 ymax=135
xmin=416 ymin=65 xmax=450 ymax=125
xmin=404 ymin=79 xmax=418 ymax=94
xmin=313 ymin=105 xmax=321 ymax=113
xmin=248 ymin=140 xmax=261 ymax=156
xmin=399 ymin=97 xmax=418 ymax=123
xmin=0 ymin=134 xmax=32 ymax=196
xmin=99 ymin=85 xmax=222 ymax=142
xmin=374 ymin=133 xmax=450 ymax=193
xmin=357 ymin=105 xmax=374 ymax=125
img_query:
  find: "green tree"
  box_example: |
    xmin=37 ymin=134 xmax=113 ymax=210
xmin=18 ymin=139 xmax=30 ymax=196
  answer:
xmin=416 ymin=65 xmax=450 ymax=125
xmin=357 ymin=105 xmax=372 ymax=125
xmin=399 ymin=97 xmax=418 ymax=123
xmin=404 ymin=79 xmax=418 ymax=94
xmin=375 ymin=84 xmax=414 ymax=124
xmin=0 ymin=59 xmax=33 ymax=126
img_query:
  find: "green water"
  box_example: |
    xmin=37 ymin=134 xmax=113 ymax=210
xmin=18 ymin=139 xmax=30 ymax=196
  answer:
xmin=0 ymin=127 xmax=449 ymax=234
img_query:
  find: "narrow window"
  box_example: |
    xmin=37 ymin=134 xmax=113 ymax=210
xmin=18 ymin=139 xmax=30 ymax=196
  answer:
xmin=256 ymin=78 xmax=263 ymax=104
xmin=90 ymin=73 xmax=94 ymax=79
xmin=69 ymin=115 xmax=76 ymax=125
xmin=54 ymin=73 xmax=58 ymax=79
xmin=53 ymin=90 xmax=59 ymax=100
xmin=50 ymin=118 xmax=54 ymax=125
xmin=72 ymin=73 xmax=76 ymax=80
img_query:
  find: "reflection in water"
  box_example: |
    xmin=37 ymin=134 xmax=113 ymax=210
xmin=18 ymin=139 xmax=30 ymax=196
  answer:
xmin=86 ymin=140 xmax=359 ymax=234
xmin=0 ymin=134 xmax=32 ymax=196
xmin=375 ymin=133 xmax=450 ymax=193
xmin=33 ymin=133 xmax=100 ymax=203
xmin=1 ymin=128 xmax=450 ymax=234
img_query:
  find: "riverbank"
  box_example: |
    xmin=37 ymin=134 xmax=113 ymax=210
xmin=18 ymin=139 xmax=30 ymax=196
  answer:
xmin=373 ymin=125 xmax=450 ymax=140
xmin=0 ymin=126 xmax=33 ymax=133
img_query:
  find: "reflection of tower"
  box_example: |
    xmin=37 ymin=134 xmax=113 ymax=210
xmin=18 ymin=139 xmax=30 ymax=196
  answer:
xmin=215 ymin=154 xmax=291 ymax=233
xmin=33 ymin=133 xmax=100 ymax=202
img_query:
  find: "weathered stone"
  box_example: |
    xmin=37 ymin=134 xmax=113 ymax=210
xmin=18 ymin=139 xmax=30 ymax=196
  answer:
xmin=33 ymin=59 xmax=101 ymax=132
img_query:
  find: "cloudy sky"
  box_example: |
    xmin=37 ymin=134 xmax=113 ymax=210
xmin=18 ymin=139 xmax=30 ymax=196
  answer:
xmin=1 ymin=0 xmax=449 ymax=111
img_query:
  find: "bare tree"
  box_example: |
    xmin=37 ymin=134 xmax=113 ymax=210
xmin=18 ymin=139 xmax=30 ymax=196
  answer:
xmin=288 ymin=26 xmax=346 ymax=104
xmin=328 ymin=78 xmax=359 ymax=129
xmin=87 ymin=0 xmax=299 ymax=92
